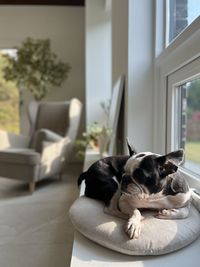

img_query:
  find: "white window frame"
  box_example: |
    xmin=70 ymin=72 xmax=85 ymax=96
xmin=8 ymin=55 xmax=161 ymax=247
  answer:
xmin=167 ymin=57 xmax=200 ymax=152
xmin=154 ymin=4 xmax=200 ymax=190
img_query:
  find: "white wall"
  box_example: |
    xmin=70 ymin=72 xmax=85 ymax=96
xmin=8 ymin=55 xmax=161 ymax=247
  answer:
xmin=85 ymin=0 xmax=111 ymax=126
xmin=0 ymin=6 xmax=85 ymax=141
xmin=127 ymin=0 xmax=154 ymax=152
xmin=85 ymin=0 xmax=155 ymax=153
xmin=112 ymin=0 xmax=128 ymax=87
xmin=111 ymin=0 xmax=154 ymax=153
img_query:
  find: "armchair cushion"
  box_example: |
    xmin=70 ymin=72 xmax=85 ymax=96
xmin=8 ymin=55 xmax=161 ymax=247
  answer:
xmin=0 ymin=149 xmax=40 ymax=165
xmin=0 ymin=148 xmax=40 ymax=182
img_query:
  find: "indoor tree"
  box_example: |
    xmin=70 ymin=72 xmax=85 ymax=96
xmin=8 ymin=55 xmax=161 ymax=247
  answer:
xmin=2 ymin=37 xmax=71 ymax=101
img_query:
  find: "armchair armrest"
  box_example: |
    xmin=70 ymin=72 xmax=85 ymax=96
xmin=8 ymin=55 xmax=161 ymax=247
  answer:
xmin=0 ymin=130 xmax=30 ymax=149
xmin=30 ymin=128 xmax=63 ymax=153
xmin=39 ymin=136 xmax=71 ymax=178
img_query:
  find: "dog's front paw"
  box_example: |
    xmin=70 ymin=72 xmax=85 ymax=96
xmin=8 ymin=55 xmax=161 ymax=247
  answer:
xmin=156 ymin=207 xmax=189 ymax=219
xmin=125 ymin=218 xmax=141 ymax=239
xmin=156 ymin=209 xmax=176 ymax=219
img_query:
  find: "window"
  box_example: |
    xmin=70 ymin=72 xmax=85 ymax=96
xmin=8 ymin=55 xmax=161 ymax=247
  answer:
xmin=154 ymin=2 xmax=200 ymax=188
xmin=166 ymin=57 xmax=200 ymax=178
xmin=167 ymin=74 xmax=200 ymax=177
xmin=0 ymin=49 xmax=20 ymax=133
xmin=181 ymin=80 xmax=200 ymax=175
xmin=167 ymin=0 xmax=200 ymax=44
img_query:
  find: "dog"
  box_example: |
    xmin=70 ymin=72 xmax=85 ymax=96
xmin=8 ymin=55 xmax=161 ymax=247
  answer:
xmin=78 ymin=141 xmax=191 ymax=239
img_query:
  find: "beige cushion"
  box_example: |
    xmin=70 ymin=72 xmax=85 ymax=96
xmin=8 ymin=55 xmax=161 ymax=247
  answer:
xmin=0 ymin=148 xmax=40 ymax=165
xmin=0 ymin=148 xmax=40 ymax=182
xmin=69 ymin=196 xmax=200 ymax=256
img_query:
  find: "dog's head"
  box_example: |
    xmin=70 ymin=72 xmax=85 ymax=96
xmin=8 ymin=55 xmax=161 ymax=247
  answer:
xmin=122 ymin=147 xmax=184 ymax=194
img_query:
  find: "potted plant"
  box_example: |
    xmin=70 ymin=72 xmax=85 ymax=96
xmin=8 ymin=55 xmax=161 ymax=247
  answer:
xmin=76 ymin=99 xmax=112 ymax=159
xmin=2 ymin=37 xmax=71 ymax=101
xmin=75 ymin=122 xmax=112 ymax=159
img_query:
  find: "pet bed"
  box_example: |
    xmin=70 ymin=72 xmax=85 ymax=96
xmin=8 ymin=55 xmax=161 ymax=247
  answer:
xmin=69 ymin=193 xmax=200 ymax=256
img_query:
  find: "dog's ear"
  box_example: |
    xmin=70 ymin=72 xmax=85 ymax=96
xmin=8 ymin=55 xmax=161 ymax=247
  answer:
xmin=156 ymin=149 xmax=184 ymax=177
xmin=126 ymin=137 xmax=137 ymax=156
xmin=156 ymin=156 xmax=178 ymax=177
xmin=165 ymin=149 xmax=184 ymax=165
xmin=156 ymin=149 xmax=184 ymax=166
xmin=155 ymin=155 xmax=166 ymax=166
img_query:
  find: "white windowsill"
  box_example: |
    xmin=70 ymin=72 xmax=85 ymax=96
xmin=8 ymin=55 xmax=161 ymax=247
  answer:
xmin=70 ymin=149 xmax=200 ymax=267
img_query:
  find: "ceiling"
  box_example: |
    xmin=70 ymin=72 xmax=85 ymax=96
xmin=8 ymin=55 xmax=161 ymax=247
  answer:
xmin=0 ymin=0 xmax=85 ymax=6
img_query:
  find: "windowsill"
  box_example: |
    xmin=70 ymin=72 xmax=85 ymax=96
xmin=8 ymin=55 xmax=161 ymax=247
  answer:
xmin=179 ymin=167 xmax=200 ymax=190
xmin=70 ymin=148 xmax=200 ymax=267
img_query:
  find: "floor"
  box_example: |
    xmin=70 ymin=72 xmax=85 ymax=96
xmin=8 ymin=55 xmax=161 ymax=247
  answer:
xmin=0 ymin=163 xmax=82 ymax=267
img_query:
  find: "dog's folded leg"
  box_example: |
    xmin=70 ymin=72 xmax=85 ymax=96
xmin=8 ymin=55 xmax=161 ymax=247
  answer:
xmin=104 ymin=206 xmax=128 ymax=220
xmin=156 ymin=204 xmax=190 ymax=219
xmin=104 ymin=190 xmax=128 ymax=220
xmin=125 ymin=209 xmax=143 ymax=239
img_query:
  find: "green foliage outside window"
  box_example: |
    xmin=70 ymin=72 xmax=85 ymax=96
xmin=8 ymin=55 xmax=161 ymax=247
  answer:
xmin=185 ymin=79 xmax=200 ymax=165
xmin=187 ymin=79 xmax=200 ymax=119
xmin=0 ymin=53 xmax=19 ymax=133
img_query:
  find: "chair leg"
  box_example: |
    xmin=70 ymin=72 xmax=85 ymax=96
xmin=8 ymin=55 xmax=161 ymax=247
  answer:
xmin=29 ymin=182 xmax=35 ymax=194
xmin=59 ymin=173 xmax=63 ymax=180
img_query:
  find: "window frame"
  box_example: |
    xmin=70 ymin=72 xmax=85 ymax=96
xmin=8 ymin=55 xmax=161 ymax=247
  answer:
xmin=167 ymin=56 xmax=200 ymax=178
xmin=154 ymin=3 xmax=200 ymax=189
xmin=166 ymin=56 xmax=200 ymax=150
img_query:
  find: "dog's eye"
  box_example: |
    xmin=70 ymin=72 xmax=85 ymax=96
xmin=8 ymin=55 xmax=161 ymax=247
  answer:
xmin=158 ymin=166 xmax=169 ymax=178
xmin=159 ymin=166 xmax=165 ymax=174
xmin=159 ymin=166 xmax=164 ymax=172
xmin=136 ymin=153 xmax=145 ymax=158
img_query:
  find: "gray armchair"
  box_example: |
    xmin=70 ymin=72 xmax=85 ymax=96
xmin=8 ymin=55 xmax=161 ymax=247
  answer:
xmin=0 ymin=98 xmax=82 ymax=193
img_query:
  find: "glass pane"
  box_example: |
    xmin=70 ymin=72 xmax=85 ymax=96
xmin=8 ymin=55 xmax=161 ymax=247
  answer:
xmin=179 ymin=78 xmax=200 ymax=176
xmin=168 ymin=0 xmax=200 ymax=44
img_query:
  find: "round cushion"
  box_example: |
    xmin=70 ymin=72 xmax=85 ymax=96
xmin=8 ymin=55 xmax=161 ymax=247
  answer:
xmin=69 ymin=196 xmax=200 ymax=256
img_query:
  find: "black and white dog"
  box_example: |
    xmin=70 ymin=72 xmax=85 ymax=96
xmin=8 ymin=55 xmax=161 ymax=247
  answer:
xmin=78 ymin=141 xmax=191 ymax=239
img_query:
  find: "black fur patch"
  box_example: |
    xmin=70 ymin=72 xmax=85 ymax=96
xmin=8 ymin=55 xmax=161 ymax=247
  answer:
xmin=78 ymin=155 xmax=130 ymax=205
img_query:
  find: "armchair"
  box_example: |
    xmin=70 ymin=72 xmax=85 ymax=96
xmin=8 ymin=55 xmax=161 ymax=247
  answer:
xmin=0 ymin=98 xmax=82 ymax=193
